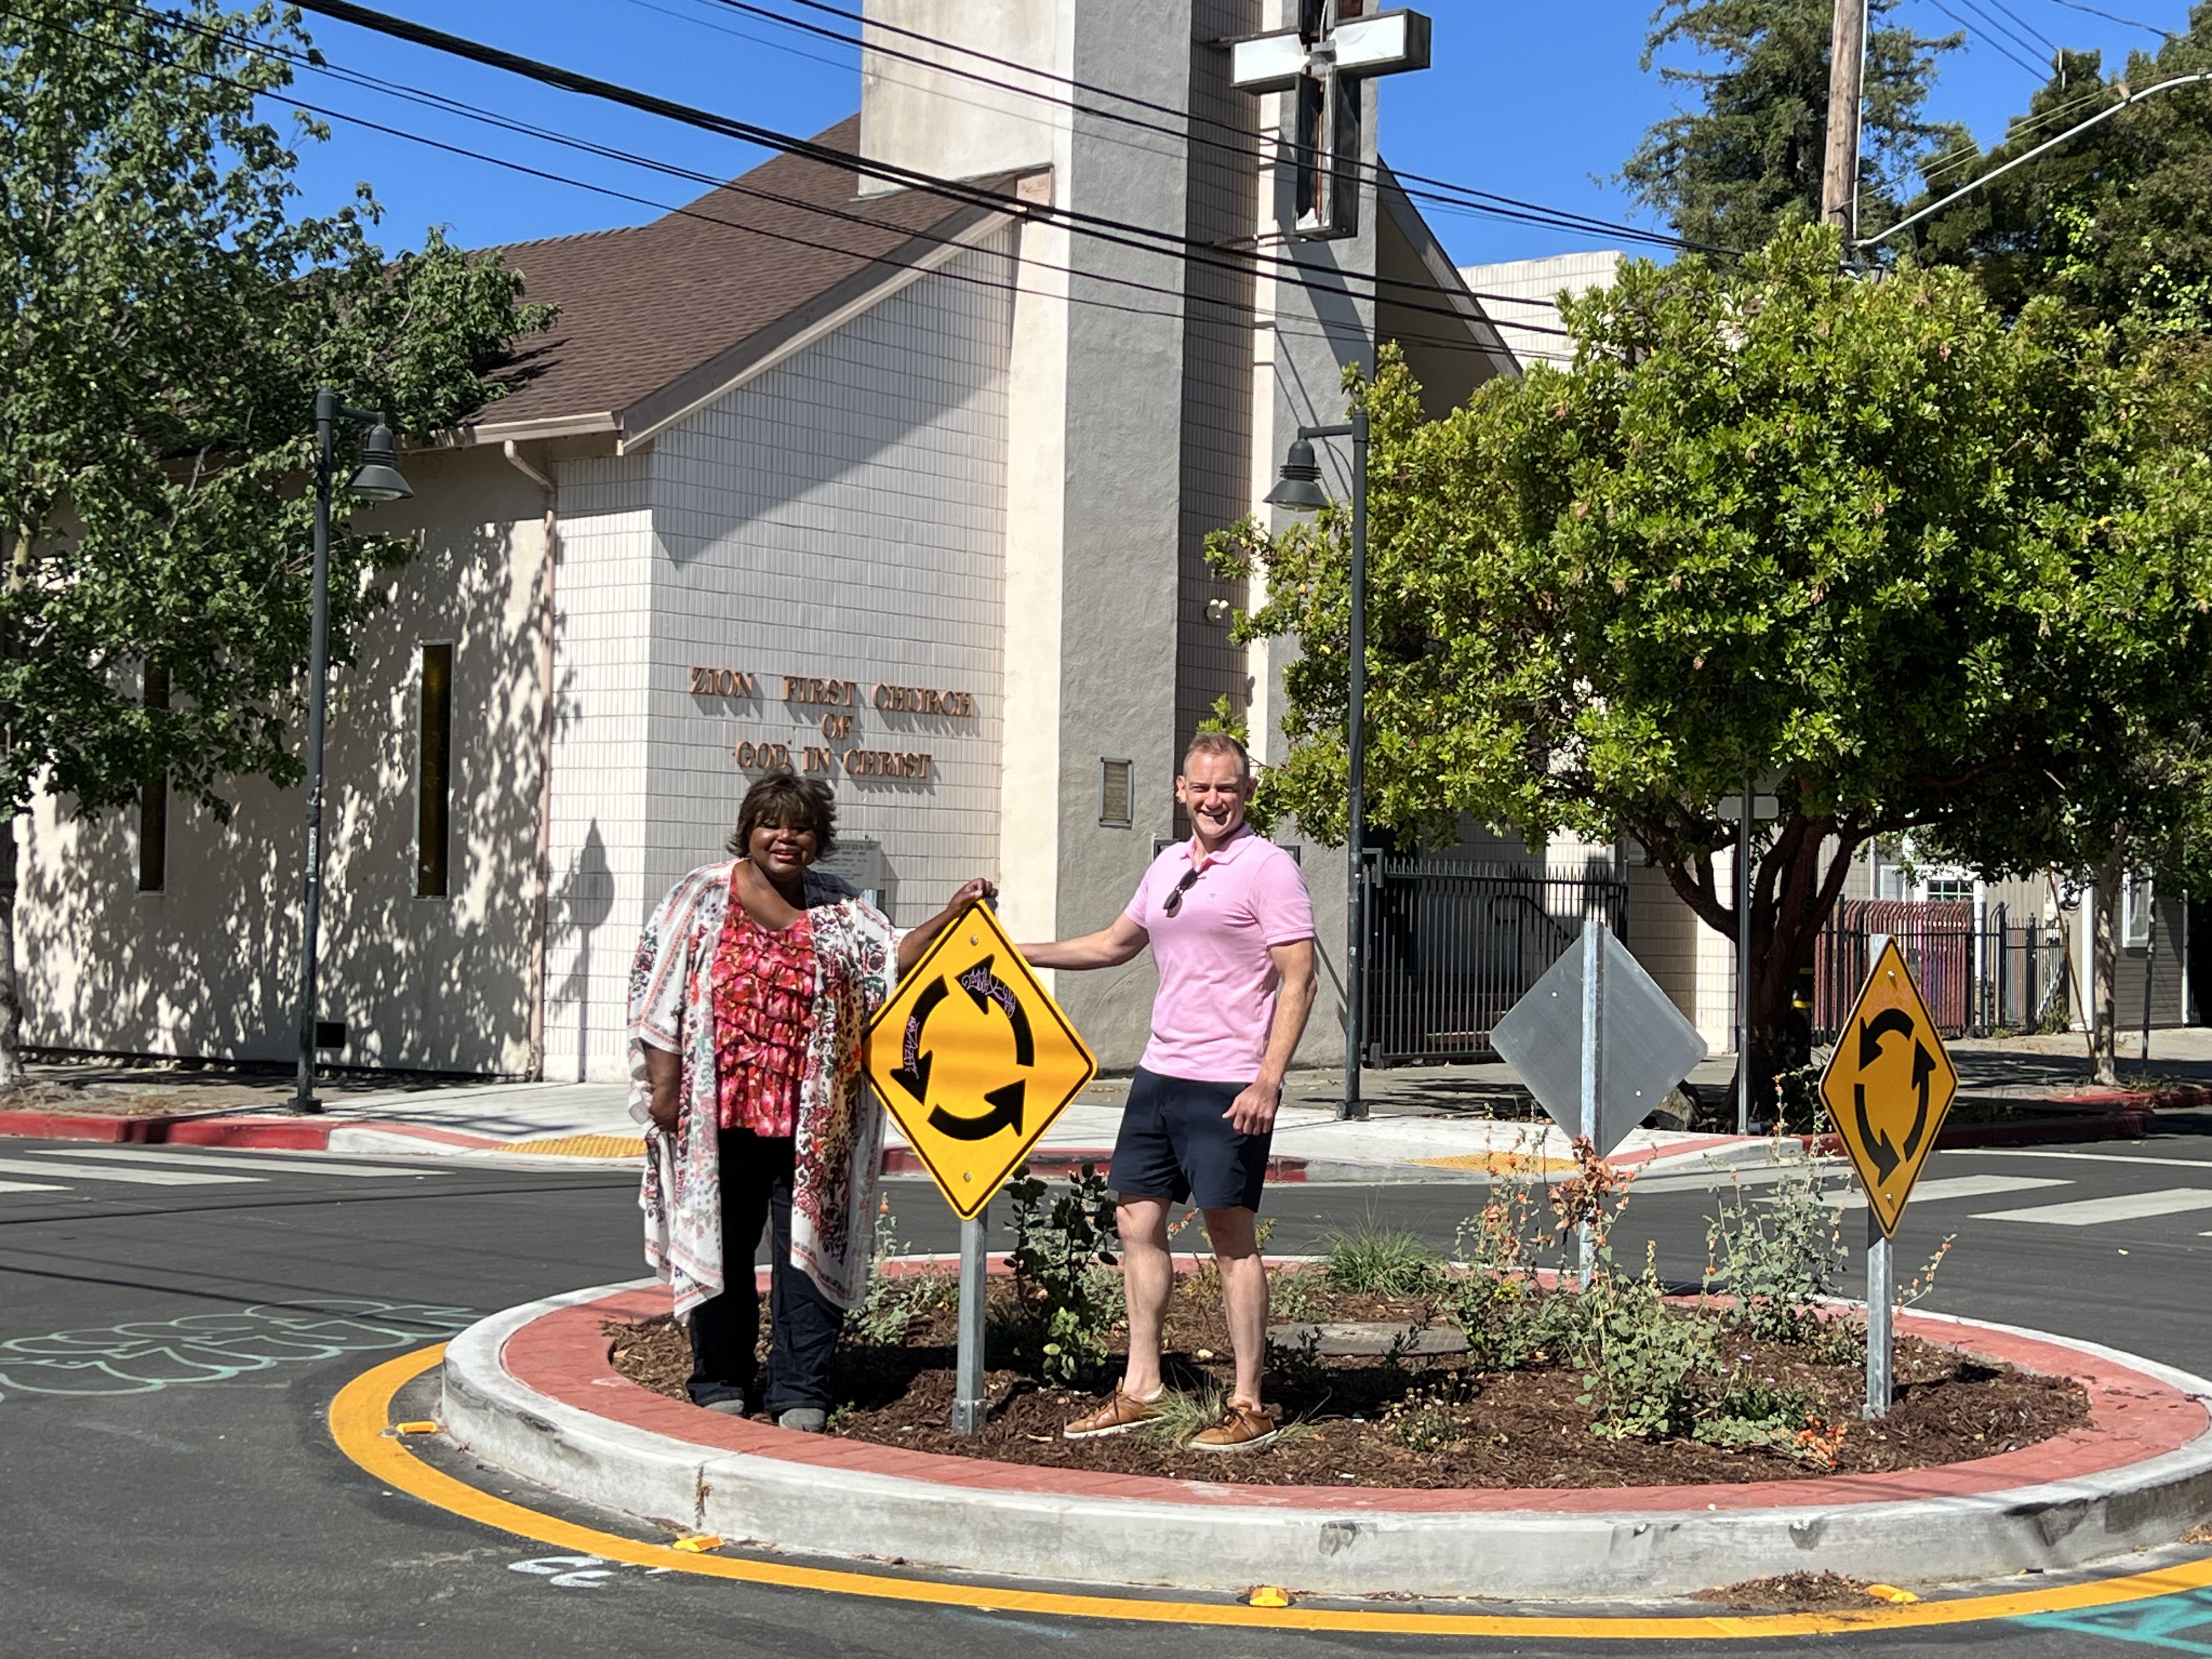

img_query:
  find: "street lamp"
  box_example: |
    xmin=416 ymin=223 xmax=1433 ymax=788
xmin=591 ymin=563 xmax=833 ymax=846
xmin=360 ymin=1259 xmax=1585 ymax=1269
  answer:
xmin=290 ymin=388 xmax=412 ymax=1115
xmin=1265 ymin=406 xmax=1369 ymax=1121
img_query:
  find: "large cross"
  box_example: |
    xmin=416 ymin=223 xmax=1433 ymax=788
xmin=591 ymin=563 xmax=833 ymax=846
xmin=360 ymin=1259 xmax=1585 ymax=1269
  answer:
xmin=1231 ymin=2 xmax=1432 ymax=241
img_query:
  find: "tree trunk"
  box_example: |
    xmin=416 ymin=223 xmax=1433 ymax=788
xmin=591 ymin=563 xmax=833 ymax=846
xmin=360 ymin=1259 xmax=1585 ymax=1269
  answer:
xmin=2092 ymin=852 xmax=2121 ymax=1086
xmin=0 ymin=812 xmax=22 ymax=1091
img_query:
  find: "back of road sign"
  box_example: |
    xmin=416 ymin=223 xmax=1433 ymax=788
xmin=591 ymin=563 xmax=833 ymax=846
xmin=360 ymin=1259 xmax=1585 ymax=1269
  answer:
xmin=1491 ymin=923 xmax=1708 ymax=1158
xmin=862 ymin=902 xmax=1097 ymax=1221
xmin=1819 ymin=938 xmax=1960 ymax=1236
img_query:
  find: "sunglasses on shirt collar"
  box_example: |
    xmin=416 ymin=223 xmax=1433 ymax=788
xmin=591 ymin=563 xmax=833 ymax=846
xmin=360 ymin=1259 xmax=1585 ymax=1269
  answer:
xmin=1163 ymin=866 xmax=1201 ymax=917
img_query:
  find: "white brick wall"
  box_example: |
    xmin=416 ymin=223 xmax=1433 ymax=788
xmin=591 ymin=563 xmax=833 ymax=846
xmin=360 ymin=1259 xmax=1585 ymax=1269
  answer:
xmin=545 ymin=230 xmax=1017 ymax=1082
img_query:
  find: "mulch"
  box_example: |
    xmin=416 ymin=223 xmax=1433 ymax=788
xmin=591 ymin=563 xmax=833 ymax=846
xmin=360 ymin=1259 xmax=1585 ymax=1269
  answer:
xmin=1693 ymin=1572 xmax=1882 ymax=1611
xmin=603 ymin=1271 xmax=2087 ymax=1491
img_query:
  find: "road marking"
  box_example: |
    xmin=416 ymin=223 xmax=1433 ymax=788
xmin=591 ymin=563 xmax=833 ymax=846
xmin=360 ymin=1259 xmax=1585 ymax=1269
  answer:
xmin=1959 ymin=1151 xmax=2212 ymax=1171
xmin=0 ymin=1180 xmax=65 ymax=1193
xmin=1973 ymin=1188 xmax=2212 ymax=1226
xmin=1817 ymin=1175 xmax=2069 ymax=1209
xmin=0 ymin=1156 xmax=258 ymax=1187
xmin=334 ymin=1344 xmax=2212 ymax=1641
xmin=21 ymin=1148 xmax=445 ymax=1180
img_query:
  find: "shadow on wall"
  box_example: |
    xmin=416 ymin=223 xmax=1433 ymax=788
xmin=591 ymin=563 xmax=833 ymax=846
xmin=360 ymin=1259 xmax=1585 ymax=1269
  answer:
xmin=546 ymin=822 xmax=615 ymax=1082
xmin=18 ymin=467 xmax=554 ymax=1075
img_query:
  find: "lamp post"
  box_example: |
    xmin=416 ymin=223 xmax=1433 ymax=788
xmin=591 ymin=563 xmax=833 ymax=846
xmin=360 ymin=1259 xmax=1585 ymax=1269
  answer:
xmin=289 ymin=388 xmax=412 ymax=1114
xmin=1265 ymin=407 xmax=1369 ymax=1121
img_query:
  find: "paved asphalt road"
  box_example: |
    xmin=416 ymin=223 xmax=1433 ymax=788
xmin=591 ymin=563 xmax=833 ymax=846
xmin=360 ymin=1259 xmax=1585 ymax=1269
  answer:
xmin=7 ymin=1130 xmax=2212 ymax=1657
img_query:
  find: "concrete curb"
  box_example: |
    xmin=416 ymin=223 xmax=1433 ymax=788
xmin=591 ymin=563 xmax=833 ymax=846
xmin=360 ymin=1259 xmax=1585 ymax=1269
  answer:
xmin=438 ymin=1282 xmax=2212 ymax=1599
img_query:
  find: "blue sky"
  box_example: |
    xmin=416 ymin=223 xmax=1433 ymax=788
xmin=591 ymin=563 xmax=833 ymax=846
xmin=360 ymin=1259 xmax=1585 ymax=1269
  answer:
xmin=275 ymin=0 xmax=2191 ymax=267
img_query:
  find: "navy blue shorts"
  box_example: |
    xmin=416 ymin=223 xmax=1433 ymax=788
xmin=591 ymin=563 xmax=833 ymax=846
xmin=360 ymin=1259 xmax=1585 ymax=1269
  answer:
xmin=1108 ymin=1066 xmax=1272 ymax=1214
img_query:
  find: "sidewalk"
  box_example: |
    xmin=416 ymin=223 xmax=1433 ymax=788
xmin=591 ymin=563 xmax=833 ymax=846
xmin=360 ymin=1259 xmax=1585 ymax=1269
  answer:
xmin=10 ymin=1029 xmax=2211 ymax=1176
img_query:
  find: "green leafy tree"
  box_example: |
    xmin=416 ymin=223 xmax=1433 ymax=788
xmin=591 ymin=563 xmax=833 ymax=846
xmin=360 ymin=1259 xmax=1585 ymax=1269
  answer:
xmin=1911 ymin=21 xmax=2212 ymax=326
xmin=1622 ymin=0 xmax=1964 ymax=252
xmin=1211 ymin=227 xmax=2212 ymax=1102
xmin=0 ymin=0 xmax=554 ymax=1085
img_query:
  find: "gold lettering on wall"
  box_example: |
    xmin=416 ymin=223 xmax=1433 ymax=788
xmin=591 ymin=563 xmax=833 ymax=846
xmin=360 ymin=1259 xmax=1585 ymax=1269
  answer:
xmin=872 ymin=683 xmax=974 ymax=717
xmin=691 ymin=665 xmax=758 ymax=697
xmin=732 ymin=740 xmax=792 ymax=769
xmin=784 ymin=675 xmax=857 ymax=707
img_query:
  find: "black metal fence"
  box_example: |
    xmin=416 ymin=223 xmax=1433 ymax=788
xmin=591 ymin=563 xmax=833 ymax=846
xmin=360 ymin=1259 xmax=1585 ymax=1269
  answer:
xmin=1813 ymin=899 xmax=2069 ymax=1041
xmin=1364 ymin=857 xmax=1629 ymax=1064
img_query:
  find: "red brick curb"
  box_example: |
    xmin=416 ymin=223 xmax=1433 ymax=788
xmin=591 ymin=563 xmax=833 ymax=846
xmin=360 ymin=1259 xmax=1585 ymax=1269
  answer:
xmin=0 ymin=1109 xmax=499 ymax=1150
xmin=504 ymin=1282 xmax=2207 ymax=1517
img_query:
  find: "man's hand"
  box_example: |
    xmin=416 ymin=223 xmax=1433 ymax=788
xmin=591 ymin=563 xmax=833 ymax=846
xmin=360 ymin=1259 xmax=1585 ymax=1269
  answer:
xmin=1225 ymin=1075 xmax=1282 ymax=1137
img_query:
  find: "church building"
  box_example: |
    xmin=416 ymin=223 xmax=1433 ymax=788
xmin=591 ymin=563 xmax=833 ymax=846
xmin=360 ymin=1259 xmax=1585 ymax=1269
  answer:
xmin=22 ymin=2 xmax=1784 ymax=1083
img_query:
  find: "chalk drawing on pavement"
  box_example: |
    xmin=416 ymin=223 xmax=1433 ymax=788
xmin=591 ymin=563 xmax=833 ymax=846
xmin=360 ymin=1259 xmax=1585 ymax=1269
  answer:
xmin=2021 ymin=1589 xmax=2212 ymax=1654
xmin=0 ymin=1300 xmax=475 ymax=1399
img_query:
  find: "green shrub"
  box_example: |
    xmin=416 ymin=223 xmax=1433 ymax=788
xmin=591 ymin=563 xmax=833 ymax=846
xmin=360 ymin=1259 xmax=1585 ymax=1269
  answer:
xmin=1705 ymin=1146 xmax=1848 ymax=1347
xmin=1572 ymin=1243 xmax=1718 ymax=1440
xmin=845 ymin=1198 xmax=957 ymax=1345
xmin=1321 ymin=1218 xmax=1447 ymax=1296
xmin=1007 ymin=1162 xmax=1122 ymax=1385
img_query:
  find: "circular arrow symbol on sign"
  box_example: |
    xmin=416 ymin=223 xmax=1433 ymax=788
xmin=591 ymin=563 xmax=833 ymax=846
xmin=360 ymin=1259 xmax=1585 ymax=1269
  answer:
xmin=889 ymin=955 xmax=1034 ymax=1141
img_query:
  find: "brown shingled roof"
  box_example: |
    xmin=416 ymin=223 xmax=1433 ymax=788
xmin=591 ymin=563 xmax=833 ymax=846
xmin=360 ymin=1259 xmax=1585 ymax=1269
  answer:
xmin=471 ymin=117 xmax=1031 ymax=442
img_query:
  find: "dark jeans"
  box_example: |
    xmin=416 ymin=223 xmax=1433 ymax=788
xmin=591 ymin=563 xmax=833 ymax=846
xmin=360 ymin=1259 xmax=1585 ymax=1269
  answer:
xmin=686 ymin=1126 xmax=844 ymax=1413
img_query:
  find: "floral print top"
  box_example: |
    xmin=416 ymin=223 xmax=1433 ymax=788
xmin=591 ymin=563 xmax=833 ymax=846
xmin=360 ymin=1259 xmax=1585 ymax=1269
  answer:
xmin=627 ymin=862 xmax=900 ymax=1313
xmin=709 ymin=897 xmax=815 ymax=1137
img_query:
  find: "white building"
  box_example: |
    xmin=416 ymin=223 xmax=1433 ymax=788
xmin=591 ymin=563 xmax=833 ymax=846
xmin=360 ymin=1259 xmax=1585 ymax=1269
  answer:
xmin=23 ymin=1 xmax=1580 ymax=1082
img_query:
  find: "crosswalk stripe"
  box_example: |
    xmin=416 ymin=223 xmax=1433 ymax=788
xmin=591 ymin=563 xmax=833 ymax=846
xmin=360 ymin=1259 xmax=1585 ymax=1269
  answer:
xmin=0 ymin=1180 xmax=66 ymax=1193
xmin=22 ymin=1148 xmax=444 ymax=1180
xmin=1818 ymin=1175 xmax=2069 ymax=1209
xmin=0 ymin=1155 xmax=259 ymax=1187
xmin=1957 ymin=1150 xmax=2212 ymax=1171
xmin=1972 ymin=1187 xmax=2212 ymax=1226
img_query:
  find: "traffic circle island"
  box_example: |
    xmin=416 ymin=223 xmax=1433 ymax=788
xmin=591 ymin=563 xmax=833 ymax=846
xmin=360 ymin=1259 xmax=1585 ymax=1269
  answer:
xmin=396 ymin=1273 xmax=2212 ymax=1610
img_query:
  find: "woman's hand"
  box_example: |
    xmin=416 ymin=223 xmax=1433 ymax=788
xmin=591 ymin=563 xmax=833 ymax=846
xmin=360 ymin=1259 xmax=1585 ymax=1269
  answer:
xmin=896 ymin=876 xmax=999 ymax=972
xmin=643 ymin=1044 xmax=681 ymax=1135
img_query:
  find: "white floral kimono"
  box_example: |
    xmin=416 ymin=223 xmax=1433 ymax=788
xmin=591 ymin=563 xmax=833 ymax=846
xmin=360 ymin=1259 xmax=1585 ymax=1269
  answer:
xmin=628 ymin=862 xmax=900 ymax=1315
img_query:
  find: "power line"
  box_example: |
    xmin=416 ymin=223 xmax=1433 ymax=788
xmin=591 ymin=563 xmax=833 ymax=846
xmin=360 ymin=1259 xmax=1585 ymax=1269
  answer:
xmin=2036 ymin=0 xmax=2177 ymax=38
xmin=1922 ymin=0 xmax=2055 ymax=79
xmin=703 ymin=0 xmax=1713 ymax=255
xmin=23 ymin=0 xmax=1567 ymax=363
xmin=274 ymin=0 xmax=1586 ymax=340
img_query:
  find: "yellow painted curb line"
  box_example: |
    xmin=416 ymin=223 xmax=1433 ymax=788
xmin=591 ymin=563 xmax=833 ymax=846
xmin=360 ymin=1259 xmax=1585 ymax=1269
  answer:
xmin=332 ymin=1344 xmax=2212 ymax=1639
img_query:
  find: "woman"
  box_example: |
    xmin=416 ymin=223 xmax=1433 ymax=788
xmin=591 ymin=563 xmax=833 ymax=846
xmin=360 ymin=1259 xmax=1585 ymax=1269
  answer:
xmin=628 ymin=770 xmax=992 ymax=1429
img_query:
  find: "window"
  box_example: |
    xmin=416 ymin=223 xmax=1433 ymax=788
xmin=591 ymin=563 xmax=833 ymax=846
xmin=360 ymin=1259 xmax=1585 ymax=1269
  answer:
xmin=416 ymin=642 xmax=453 ymax=897
xmin=2124 ymin=874 xmax=2155 ymax=949
xmin=1099 ymin=758 xmax=1133 ymax=827
xmin=138 ymin=664 xmax=168 ymax=893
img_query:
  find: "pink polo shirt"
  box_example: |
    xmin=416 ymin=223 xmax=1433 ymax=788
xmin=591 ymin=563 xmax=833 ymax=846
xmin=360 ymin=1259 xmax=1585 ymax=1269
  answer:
xmin=1123 ymin=827 xmax=1316 ymax=1081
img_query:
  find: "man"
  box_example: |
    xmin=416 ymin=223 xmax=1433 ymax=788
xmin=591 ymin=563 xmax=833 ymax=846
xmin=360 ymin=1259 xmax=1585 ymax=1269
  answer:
xmin=1023 ymin=731 xmax=1318 ymax=1451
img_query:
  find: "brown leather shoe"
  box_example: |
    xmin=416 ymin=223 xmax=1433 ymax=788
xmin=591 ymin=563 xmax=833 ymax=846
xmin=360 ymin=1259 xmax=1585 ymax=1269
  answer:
xmin=1062 ymin=1387 xmax=1165 ymax=1440
xmin=1189 ymin=1401 xmax=1280 ymax=1453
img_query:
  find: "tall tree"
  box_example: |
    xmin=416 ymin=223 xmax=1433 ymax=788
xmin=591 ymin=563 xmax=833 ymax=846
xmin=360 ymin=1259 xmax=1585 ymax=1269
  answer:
xmin=1212 ymin=227 xmax=2212 ymax=1103
xmin=1910 ymin=20 xmax=2212 ymax=325
xmin=0 ymin=0 xmax=554 ymax=1086
xmin=1622 ymin=0 xmax=1965 ymax=252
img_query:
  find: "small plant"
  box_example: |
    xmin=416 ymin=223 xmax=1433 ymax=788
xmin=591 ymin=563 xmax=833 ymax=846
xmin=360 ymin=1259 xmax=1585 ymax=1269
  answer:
xmin=846 ymin=1197 xmax=957 ymax=1345
xmin=1704 ymin=1145 xmax=1848 ymax=1347
xmin=1320 ymin=1218 xmax=1447 ymax=1297
xmin=1268 ymin=1263 xmax=1323 ymax=1321
xmin=1573 ymin=1242 xmax=1718 ymax=1440
xmin=1770 ymin=1061 xmax=1827 ymax=1135
xmin=1139 ymin=1384 xmax=1228 ymax=1446
xmin=1693 ymin=1381 xmax=1819 ymax=1455
xmin=1453 ymin=1147 xmax=1562 ymax=1370
xmin=1380 ymin=1375 xmax=1478 ymax=1455
xmin=1007 ymin=1162 xmax=1123 ymax=1385
xmin=1548 ymin=1136 xmax=1635 ymax=1236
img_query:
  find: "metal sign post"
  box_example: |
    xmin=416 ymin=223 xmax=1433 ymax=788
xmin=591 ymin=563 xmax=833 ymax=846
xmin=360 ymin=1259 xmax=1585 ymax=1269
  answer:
xmin=1577 ymin=921 xmax=1603 ymax=1285
xmin=1737 ymin=778 xmax=1753 ymax=1136
xmin=1864 ymin=1206 xmax=1893 ymax=1418
xmin=952 ymin=1206 xmax=989 ymax=1436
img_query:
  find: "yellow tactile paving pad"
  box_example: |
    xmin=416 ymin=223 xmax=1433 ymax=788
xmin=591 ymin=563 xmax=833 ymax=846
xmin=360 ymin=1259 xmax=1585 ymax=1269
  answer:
xmin=505 ymin=1133 xmax=647 ymax=1159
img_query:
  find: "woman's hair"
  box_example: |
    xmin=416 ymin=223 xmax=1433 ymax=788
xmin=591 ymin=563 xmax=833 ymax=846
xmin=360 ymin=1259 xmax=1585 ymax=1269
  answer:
xmin=727 ymin=769 xmax=837 ymax=860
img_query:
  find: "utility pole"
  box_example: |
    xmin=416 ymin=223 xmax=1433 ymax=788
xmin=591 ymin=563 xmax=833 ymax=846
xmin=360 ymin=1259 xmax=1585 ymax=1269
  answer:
xmin=1821 ymin=0 xmax=1870 ymax=238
